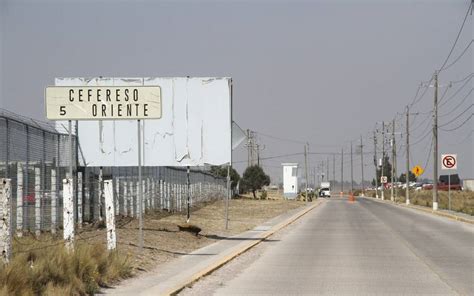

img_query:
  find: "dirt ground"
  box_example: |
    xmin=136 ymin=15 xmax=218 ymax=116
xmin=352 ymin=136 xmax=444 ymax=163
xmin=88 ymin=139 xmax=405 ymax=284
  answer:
xmin=77 ymin=197 xmax=305 ymax=272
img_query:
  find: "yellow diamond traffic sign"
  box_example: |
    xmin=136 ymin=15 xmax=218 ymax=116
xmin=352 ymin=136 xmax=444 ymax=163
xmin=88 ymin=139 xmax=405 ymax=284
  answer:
xmin=411 ymin=165 xmax=424 ymax=177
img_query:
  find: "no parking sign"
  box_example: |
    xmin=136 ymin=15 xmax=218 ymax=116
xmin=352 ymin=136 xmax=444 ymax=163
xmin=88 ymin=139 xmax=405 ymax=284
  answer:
xmin=441 ymin=154 xmax=457 ymax=170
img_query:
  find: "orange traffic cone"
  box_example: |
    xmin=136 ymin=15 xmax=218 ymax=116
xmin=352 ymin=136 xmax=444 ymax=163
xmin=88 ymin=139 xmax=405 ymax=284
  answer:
xmin=349 ymin=192 xmax=355 ymax=202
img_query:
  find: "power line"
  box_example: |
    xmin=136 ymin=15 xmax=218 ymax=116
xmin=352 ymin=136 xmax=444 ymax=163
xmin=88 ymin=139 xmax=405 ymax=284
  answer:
xmin=439 ymin=88 xmax=473 ymax=117
xmin=440 ymin=39 xmax=473 ymax=71
xmin=254 ymin=131 xmax=305 ymax=145
xmin=440 ymin=113 xmax=473 ymax=131
xmin=439 ymin=74 xmax=473 ymax=107
xmin=438 ymin=1 xmax=472 ymax=71
xmin=439 ymin=104 xmax=473 ymax=127
xmin=450 ymin=72 xmax=474 ymax=85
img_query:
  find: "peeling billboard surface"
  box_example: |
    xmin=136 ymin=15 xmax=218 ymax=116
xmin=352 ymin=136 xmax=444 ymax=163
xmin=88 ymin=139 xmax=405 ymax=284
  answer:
xmin=55 ymin=77 xmax=231 ymax=167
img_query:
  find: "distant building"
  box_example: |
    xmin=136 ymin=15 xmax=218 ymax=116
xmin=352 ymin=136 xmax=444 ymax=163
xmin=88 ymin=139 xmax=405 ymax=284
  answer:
xmin=282 ymin=163 xmax=298 ymax=199
xmin=463 ymin=179 xmax=474 ymax=191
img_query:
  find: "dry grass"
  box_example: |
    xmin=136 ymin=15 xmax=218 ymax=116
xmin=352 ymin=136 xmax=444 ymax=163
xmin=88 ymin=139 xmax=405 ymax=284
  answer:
xmin=110 ymin=198 xmax=306 ymax=271
xmin=0 ymin=236 xmax=132 ymax=295
xmin=0 ymin=198 xmax=304 ymax=294
xmin=365 ymin=190 xmax=474 ymax=215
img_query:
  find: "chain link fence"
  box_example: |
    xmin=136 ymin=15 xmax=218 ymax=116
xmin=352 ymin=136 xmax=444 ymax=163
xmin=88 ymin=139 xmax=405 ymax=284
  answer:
xmin=0 ymin=109 xmax=227 ymax=237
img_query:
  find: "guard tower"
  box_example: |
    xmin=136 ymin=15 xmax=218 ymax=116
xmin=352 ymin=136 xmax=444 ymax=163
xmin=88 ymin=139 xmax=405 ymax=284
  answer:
xmin=282 ymin=163 xmax=298 ymax=199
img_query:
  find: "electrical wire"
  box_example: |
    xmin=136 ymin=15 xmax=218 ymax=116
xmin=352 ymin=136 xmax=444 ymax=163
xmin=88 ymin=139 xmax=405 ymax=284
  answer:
xmin=439 ymin=88 xmax=473 ymax=117
xmin=438 ymin=1 xmax=472 ymax=71
xmin=439 ymin=105 xmax=473 ymax=127
xmin=439 ymin=74 xmax=473 ymax=107
xmin=440 ymin=113 xmax=473 ymax=131
xmin=440 ymin=39 xmax=473 ymax=71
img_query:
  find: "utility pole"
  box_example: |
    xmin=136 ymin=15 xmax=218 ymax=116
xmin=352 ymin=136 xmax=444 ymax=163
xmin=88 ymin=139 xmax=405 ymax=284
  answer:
xmin=433 ymin=71 xmax=439 ymax=210
xmin=304 ymin=144 xmax=309 ymax=203
xmin=374 ymin=131 xmax=379 ymax=199
xmin=313 ymin=167 xmax=316 ymax=189
xmin=248 ymin=129 xmax=251 ymax=166
xmin=406 ymin=105 xmax=410 ymax=205
xmin=391 ymin=119 xmax=396 ymax=202
xmin=326 ymin=157 xmax=329 ymax=187
xmin=381 ymin=121 xmax=385 ymax=200
xmin=333 ymin=154 xmax=336 ymax=191
xmin=360 ymin=135 xmax=365 ymax=196
xmin=350 ymin=141 xmax=354 ymax=193
xmin=341 ymin=148 xmax=344 ymax=194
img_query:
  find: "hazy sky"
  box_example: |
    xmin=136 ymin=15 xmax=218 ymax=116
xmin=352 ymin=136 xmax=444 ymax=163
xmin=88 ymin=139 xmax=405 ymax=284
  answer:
xmin=1 ymin=0 xmax=472 ymax=184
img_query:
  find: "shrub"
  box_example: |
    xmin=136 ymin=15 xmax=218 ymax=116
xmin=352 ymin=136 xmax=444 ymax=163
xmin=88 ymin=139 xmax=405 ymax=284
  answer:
xmin=0 ymin=236 xmax=132 ymax=295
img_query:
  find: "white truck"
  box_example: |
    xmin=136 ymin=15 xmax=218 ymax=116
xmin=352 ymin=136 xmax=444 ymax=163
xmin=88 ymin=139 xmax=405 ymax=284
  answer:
xmin=319 ymin=182 xmax=331 ymax=198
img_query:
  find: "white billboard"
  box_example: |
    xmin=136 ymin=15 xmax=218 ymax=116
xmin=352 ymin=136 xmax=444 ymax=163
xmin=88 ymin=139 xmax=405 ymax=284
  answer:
xmin=45 ymin=86 xmax=162 ymax=120
xmin=55 ymin=77 xmax=231 ymax=167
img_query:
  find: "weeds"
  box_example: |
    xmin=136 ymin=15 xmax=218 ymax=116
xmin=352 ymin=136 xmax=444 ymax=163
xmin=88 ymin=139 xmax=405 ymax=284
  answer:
xmin=0 ymin=235 xmax=132 ymax=295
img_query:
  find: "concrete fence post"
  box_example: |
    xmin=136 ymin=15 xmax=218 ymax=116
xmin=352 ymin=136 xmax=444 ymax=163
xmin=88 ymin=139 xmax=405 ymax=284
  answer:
xmin=129 ymin=180 xmax=134 ymax=218
xmin=77 ymin=171 xmax=83 ymax=228
xmin=135 ymin=180 xmax=140 ymax=218
xmin=142 ymin=179 xmax=147 ymax=212
xmin=84 ymin=181 xmax=90 ymax=222
xmin=16 ymin=164 xmax=23 ymax=236
xmin=167 ymin=182 xmax=171 ymax=211
xmin=0 ymin=179 xmax=12 ymax=263
xmin=63 ymin=179 xmax=74 ymax=251
xmin=146 ymin=178 xmax=150 ymax=211
xmin=98 ymin=168 xmax=103 ymax=221
xmin=35 ymin=167 xmax=41 ymax=236
xmin=151 ymin=179 xmax=155 ymax=210
xmin=123 ymin=180 xmax=128 ymax=216
xmin=104 ymin=180 xmax=116 ymax=250
xmin=199 ymin=182 xmax=202 ymax=202
xmin=51 ymin=169 xmax=57 ymax=234
xmin=114 ymin=178 xmax=120 ymax=216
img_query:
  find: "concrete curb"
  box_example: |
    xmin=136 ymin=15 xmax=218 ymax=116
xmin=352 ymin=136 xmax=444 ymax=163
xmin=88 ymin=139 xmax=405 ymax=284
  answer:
xmin=359 ymin=196 xmax=474 ymax=224
xmin=161 ymin=200 xmax=323 ymax=295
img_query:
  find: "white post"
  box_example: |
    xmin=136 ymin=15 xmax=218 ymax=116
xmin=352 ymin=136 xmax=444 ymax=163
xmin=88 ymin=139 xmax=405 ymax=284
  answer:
xmin=104 ymin=180 xmax=117 ymax=250
xmin=77 ymin=171 xmax=83 ymax=228
xmin=136 ymin=181 xmax=140 ymax=217
xmin=51 ymin=169 xmax=57 ymax=234
xmin=143 ymin=179 xmax=147 ymax=212
xmin=151 ymin=179 xmax=155 ymax=209
xmin=159 ymin=180 xmax=163 ymax=209
xmin=167 ymin=182 xmax=171 ymax=211
xmin=16 ymin=164 xmax=23 ymax=236
xmin=115 ymin=178 xmax=120 ymax=216
xmin=123 ymin=180 xmax=128 ymax=216
xmin=35 ymin=167 xmax=41 ymax=236
xmin=129 ymin=180 xmax=134 ymax=218
xmin=85 ymin=183 xmax=90 ymax=221
xmin=0 ymin=179 xmax=12 ymax=263
xmin=63 ymin=178 xmax=74 ymax=251
xmin=98 ymin=168 xmax=103 ymax=221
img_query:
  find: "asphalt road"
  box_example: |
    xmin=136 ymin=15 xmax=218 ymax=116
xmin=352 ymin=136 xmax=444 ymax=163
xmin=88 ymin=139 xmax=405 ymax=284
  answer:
xmin=187 ymin=197 xmax=474 ymax=295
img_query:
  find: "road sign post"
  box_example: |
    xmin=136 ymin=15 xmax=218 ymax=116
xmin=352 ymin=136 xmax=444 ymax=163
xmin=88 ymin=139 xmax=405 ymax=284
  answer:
xmin=441 ymin=154 xmax=457 ymax=212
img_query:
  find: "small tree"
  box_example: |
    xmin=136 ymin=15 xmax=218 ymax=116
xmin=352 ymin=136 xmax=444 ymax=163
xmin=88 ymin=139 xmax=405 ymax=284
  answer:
xmin=241 ymin=165 xmax=270 ymax=199
xmin=210 ymin=166 xmax=240 ymax=190
xmin=399 ymin=171 xmax=417 ymax=183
